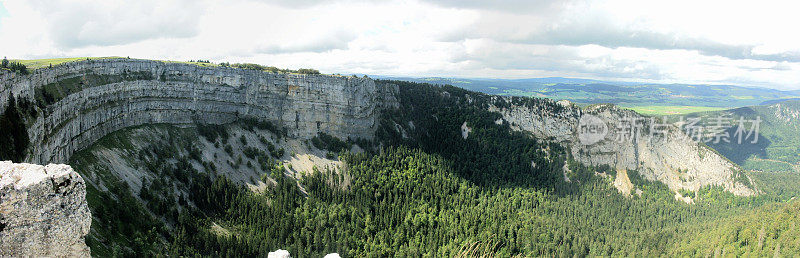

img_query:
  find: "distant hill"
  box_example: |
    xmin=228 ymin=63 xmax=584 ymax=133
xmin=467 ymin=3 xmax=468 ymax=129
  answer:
xmin=760 ymin=98 xmax=800 ymax=105
xmin=376 ymin=76 xmax=800 ymax=114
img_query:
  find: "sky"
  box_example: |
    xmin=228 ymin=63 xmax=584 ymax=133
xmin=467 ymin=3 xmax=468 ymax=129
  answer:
xmin=0 ymin=0 xmax=799 ymax=90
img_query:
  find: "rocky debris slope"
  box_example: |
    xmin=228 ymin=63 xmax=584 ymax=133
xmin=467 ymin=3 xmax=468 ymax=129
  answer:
xmin=490 ymin=97 xmax=756 ymax=196
xmin=0 ymin=59 xmax=398 ymax=164
xmin=0 ymin=161 xmax=91 ymax=257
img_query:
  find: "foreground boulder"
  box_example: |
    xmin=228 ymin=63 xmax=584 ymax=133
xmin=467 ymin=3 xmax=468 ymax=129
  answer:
xmin=0 ymin=161 xmax=91 ymax=257
xmin=268 ymin=249 xmax=291 ymax=258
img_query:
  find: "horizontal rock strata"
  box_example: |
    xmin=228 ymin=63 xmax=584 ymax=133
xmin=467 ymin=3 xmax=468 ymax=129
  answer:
xmin=0 ymin=59 xmax=398 ymax=164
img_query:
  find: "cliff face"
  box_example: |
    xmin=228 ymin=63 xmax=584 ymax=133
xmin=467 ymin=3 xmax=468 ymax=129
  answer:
xmin=0 ymin=161 xmax=91 ymax=257
xmin=0 ymin=59 xmax=398 ymax=164
xmin=490 ymin=97 xmax=756 ymax=196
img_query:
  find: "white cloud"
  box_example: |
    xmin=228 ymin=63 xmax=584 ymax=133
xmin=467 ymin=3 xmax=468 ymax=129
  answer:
xmin=32 ymin=0 xmax=202 ymax=48
xmin=0 ymin=0 xmax=798 ymax=89
xmin=0 ymin=1 xmax=56 ymax=58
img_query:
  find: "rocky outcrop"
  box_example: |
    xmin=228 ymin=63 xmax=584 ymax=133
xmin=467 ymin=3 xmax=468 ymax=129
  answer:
xmin=0 ymin=161 xmax=91 ymax=257
xmin=266 ymin=249 xmax=339 ymax=258
xmin=268 ymin=249 xmax=291 ymax=258
xmin=0 ymin=59 xmax=398 ymax=164
xmin=490 ymin=97 xmax=756 ymax=196
xmin=767 ymin=100 xmax=800 ymax=124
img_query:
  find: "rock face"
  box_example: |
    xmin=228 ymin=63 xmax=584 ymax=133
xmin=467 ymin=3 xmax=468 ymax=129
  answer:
xmin=0 ymin=161 xmax=91 ymax=257
xmin=767 ymin=101 xmax=800 ymax=124
xmin=0 ymin=59 xmax=398 ymax=164
xmin=268 ymin=249 xmax=292 ymax=258
xmin=490 ymin=97 xmax=756 ymax=196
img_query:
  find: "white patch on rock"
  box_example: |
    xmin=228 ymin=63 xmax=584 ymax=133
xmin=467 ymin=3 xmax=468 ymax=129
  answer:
xmin=461 ymin=121 xmax=472 ymax=140
xmin=394 ymin=122 xmax=409 ymax=139
xmin=674 ymin=192 xmax=694 ymax=204
xmin=324 ymin=254 xmax=342 ymax=258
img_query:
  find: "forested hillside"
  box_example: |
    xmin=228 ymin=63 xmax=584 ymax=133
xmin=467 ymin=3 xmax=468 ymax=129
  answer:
xmin=690 ymin=100 xmax=800 ymax=174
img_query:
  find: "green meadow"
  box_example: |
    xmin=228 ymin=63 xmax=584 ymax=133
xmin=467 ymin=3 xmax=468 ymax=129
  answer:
xmin=11 ymin=57 xmax=124 ymax=69
xmin=10 ymin=57 xmax=219 ymax=70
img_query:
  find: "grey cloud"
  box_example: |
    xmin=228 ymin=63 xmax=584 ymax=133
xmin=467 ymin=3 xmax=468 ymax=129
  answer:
xmin=422 ymin=0 xmax=572 ymax=14
xmin=771 ymin=62 xmax=793 ymax=71
xmin=436 ymin=2 xmax=800 ymax=63
xmin=737 ymin=62 xmax=794 ymax=72
xmin=254 ymin=32 xmax=355 ymax=54
xmin=249 ymin=0 xmax=333 ymax=8
xmin=29 ymin=0 xmax=203 ymax=48
xmin=524 ymin=24 xmax=800 ymax=62
xmin=451 ymin=42 xmax=663 ymax=80
xmin=247 ymin=0 xmax=384 ymax=9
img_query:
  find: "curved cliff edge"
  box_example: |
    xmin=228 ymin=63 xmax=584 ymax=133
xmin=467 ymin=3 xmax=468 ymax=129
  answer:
xmin=0 ymin=58 xmax=399 ymax=164
xmin=0 ymin=161 xmax=91 ymax=257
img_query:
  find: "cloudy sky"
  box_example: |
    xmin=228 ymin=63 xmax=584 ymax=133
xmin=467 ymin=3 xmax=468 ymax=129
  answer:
xmin=1 ymin=0 xmax=799 ymax=89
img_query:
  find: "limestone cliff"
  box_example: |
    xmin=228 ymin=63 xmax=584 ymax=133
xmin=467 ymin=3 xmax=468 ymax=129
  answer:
xmin=0 ymin=59 xmax=398 ymax=164
xmin=0 ymin=161 xmax=91 ymax=257
xmin=489 ymin=96 xmax=756 ymax=196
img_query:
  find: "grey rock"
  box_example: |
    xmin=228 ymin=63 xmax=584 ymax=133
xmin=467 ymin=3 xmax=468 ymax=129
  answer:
xmin=0 ymin=59 xmax=398 ymax=164
xmin=490 ymin=97 xmax=756 ymax=196
xmin=0 ymin=161 xmax=91 ymax=257
xmin=268 ymin=249 xmax=291 ymax=258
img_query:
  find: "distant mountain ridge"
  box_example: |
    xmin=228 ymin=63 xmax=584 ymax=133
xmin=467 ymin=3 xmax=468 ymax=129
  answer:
xmin=376 ymin=76 xmax=800 ymax=109
xmin=760 ymin=98 xmax=800 ymax=105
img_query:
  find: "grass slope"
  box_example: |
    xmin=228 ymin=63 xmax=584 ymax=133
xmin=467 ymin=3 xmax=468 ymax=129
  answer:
xmin=11 ymin=57 xmax=125 ymax=69
xmin=11 ymin=57 xmax=221 ymax=70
